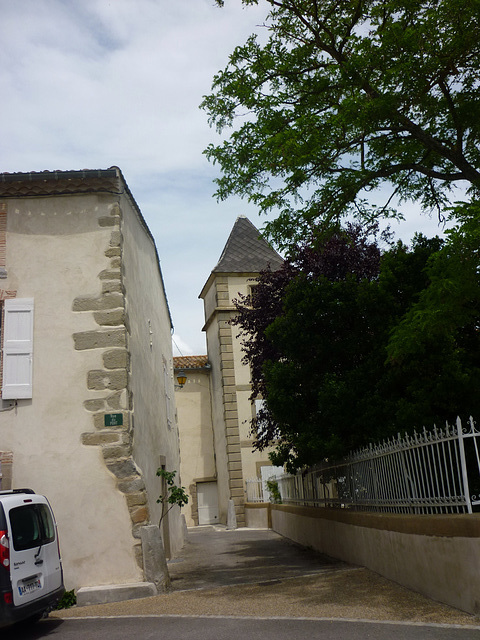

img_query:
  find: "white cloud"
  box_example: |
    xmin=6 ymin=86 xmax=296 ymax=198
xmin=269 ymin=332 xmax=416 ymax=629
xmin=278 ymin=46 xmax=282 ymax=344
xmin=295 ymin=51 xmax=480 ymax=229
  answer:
xmin=1 ymin=0 xmax=268 ymax=173
xmin=0 ymin=0 xmax=459 ymax=355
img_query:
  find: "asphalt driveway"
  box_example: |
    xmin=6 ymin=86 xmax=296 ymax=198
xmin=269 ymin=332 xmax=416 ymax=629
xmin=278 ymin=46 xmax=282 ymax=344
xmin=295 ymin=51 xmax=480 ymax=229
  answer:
xmin=167 ymin=525 xmax=347 ymax=590
xmin=53 ymin=526 xmax=479 ymax=628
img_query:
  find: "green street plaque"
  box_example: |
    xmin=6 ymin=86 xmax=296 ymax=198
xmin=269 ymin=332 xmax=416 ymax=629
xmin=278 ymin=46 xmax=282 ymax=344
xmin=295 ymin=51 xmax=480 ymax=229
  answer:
xmin=104 ymin=413 xmax=123 ymax=427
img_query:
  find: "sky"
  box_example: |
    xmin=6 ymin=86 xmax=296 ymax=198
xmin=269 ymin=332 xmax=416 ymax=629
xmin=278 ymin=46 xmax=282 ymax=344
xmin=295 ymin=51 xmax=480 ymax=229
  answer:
xmin=1 ymin=0 xmax=453 ymax=356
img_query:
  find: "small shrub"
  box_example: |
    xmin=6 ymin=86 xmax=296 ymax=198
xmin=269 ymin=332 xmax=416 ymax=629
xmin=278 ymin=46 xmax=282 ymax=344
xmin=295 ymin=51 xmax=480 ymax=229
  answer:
xmin=266 ymin=479 xmax=282 ymax=504
xmin=56 ymin=589 xmax=76 ymax=609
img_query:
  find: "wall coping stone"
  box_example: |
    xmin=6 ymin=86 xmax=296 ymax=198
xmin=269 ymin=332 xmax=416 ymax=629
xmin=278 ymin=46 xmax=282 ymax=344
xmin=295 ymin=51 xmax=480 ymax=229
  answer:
xmin=270 ymin=504 xmax=480 ymax=538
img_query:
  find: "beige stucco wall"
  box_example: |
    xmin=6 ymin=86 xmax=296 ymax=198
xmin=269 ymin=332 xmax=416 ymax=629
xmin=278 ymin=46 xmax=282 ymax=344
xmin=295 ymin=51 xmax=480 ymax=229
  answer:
xmin=0 ymin=194 xmax=142 ymax=589
xmin=269 ymin=504 xmax=480 ymax=615
xmin=245 ymin=503 xmax=271 ymax=529
xmin=227 ymin=275 xmax=276 ymax=484
xmin=203 ymin=307 xmax=230 ymax=524
xmin=229 ymin=277 xmax=251 ymax=388
xmin=237 ymin=388 xmax=271 ymax=481
xmin=120 ymin=191 xmax=184 ymax=558
xmin=202 ymin=276 xmax=217 ymax=326
xmin=175 ymin=369 xmax=216 ymax=527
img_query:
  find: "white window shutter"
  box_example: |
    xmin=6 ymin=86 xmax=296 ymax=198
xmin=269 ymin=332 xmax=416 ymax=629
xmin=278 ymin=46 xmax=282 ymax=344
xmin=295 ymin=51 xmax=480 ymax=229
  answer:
xmin=2 ymin=298 xmax=34 ymax=399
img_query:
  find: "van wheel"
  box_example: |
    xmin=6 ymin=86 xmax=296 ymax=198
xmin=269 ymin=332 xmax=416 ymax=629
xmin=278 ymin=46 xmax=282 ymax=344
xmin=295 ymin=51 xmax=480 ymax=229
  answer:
xmin=28 ymin=612 xmax=45 ymax=624
xmin=16 ymin=611 xmax=45 ymax=627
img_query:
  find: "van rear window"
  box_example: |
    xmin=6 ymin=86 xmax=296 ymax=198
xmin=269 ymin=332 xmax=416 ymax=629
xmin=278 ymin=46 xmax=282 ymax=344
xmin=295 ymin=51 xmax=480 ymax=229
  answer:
xmin=9 ymin=504 xmax=55 ymax=551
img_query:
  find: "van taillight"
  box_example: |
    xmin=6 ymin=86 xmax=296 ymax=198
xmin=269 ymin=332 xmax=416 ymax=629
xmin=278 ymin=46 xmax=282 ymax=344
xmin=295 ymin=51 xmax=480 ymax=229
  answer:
xmin=0 ymin=531 xmax=10 ymax=569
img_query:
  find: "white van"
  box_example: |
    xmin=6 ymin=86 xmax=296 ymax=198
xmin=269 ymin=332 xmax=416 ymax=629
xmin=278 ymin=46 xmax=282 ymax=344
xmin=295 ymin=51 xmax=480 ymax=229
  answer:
xmin=0 ymin=489 xmax=64 ymax=628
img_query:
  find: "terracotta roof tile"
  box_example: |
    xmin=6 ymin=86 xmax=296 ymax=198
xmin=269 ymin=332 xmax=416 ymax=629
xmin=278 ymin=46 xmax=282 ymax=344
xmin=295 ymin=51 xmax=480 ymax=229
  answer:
xmin=173 ymin=355 xmax=209 ymax=370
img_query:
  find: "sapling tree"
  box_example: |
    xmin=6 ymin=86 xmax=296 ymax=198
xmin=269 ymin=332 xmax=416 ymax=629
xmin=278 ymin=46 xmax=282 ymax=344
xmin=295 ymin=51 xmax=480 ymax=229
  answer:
xmin=156 ymin=469 xmax=189 ymax=528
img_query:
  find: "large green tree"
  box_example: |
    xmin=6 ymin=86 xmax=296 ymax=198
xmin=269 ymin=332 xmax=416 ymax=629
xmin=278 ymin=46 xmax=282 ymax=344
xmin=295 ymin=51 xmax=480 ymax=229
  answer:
xmin=387 ymin=201 xmax=480 ymax=362
xmin=204 ymin=0 xmax=480 ymax=246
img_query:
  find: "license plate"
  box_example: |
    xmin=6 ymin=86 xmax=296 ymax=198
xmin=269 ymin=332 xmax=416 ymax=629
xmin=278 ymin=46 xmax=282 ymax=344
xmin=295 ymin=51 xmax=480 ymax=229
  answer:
xmin=18 ymin=578 xmax=41 ymax=596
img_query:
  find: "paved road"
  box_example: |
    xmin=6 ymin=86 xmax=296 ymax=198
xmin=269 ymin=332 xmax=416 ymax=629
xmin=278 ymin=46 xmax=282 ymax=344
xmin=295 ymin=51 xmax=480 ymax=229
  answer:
xmin=6 ymin=616 xmax=480 ymax=640
xmin=39 ymin=526 xmax=480 ymax=639
xmin=167 ymin=526 xmax=348 ymax=590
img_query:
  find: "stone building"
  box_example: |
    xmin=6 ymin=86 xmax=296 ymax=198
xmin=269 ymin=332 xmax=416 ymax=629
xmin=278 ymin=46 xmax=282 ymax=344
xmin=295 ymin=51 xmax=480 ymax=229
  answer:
xmin=0 ymin=168 xmax=183 ymax=603
xmin=176 ymin=216 xmax=283 ymax=527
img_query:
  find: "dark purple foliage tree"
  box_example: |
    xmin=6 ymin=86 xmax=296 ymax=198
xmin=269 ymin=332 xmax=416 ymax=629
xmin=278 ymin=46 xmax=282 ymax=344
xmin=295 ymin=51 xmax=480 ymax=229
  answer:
xmin=233 ymin=220 xmax=480 ymax=472
xmin=233 ymin=223 xmax=383 ymax=468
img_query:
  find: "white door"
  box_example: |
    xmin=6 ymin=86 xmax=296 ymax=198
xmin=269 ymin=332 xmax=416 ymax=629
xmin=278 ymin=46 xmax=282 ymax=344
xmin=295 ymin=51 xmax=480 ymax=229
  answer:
xmin=197 ymin=482 xmax=219 ymax=525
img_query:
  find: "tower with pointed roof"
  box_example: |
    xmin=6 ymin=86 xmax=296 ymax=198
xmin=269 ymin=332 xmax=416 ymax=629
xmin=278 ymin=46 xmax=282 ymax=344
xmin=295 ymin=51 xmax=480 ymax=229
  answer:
xmin=199 ymin=217 xmax=283 ymax=526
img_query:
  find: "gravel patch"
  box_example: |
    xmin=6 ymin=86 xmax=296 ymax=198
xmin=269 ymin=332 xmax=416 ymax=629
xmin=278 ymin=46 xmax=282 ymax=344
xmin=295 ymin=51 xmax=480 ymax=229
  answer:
xmin=52 ymin=567 xmax=478 ymax=626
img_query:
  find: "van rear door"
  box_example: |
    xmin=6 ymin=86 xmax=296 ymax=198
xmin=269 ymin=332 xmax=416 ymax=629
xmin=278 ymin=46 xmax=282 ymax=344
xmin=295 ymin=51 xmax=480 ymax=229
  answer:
xmin=3 ymin=495 xmax=63 ymax=607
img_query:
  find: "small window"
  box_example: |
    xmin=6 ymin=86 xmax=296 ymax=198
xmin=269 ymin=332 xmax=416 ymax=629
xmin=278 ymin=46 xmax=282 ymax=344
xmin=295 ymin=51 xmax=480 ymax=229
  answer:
xmin=9 ymin=504 xmax=55 ymax=551
xmin=255 ymin=399 xmax=265 ymax=416
xmin=247 ymin=283 xmax=258 ymax=306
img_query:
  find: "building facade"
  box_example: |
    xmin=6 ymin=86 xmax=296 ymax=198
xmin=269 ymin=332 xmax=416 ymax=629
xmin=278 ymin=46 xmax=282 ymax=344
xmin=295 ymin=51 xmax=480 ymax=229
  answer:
xmin=173 ymin=355 xmax=218 ymax=527
xmin=177 ymin=216 xmax=283 ymax=527
xmin=0 ymin=168 xmax=184 ymax=600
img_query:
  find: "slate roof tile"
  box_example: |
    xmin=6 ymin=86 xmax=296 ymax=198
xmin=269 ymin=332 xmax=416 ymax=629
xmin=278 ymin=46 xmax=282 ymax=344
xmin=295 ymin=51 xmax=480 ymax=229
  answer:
xmin=0 ymin=169 xmax=120 ymax=198
xmin=213 ymin=216 xmax=283 ymax=274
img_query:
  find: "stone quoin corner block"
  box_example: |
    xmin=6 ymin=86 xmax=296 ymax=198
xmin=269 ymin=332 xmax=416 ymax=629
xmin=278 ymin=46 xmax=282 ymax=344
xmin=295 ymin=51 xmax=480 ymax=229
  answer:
xmin=73 ymin=328 xmax=126 ymax=351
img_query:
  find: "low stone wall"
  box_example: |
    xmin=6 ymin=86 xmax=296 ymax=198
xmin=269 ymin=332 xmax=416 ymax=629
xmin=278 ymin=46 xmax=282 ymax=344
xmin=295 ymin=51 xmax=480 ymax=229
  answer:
xmin=245 ymin=502 xmax=480 ymax=615
xmin=244 ymin=503 xmax=271 ymax=529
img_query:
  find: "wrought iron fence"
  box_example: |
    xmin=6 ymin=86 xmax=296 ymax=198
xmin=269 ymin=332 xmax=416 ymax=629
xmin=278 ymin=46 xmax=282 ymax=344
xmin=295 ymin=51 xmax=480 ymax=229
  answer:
xmin=245 ymin=477 xmax=265 ymax=503
xmin=273 ymin=417 xmax=480 ymax=514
